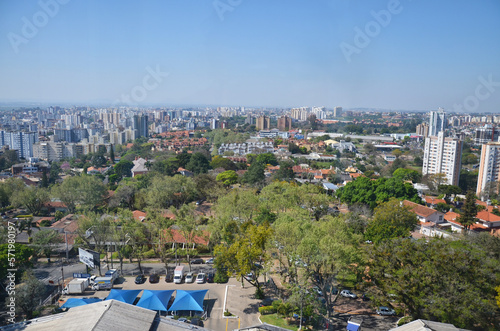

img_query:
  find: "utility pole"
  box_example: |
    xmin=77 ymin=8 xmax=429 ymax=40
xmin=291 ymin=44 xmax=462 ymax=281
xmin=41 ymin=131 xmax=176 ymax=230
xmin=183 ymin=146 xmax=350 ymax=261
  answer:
xmin=64 ymin=231 xmax=69 ymax=261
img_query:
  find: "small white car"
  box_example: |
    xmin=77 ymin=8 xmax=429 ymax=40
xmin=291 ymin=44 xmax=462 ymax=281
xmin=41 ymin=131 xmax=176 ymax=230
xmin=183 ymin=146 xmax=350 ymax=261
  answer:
xmin=196 ymin=273 xmax=205 ymax=284
xmin=376 ymin=306 xmax=396 ymax=316
xmin=340 ymin=290 xmax=357 ymax=299
xmin=185 ymin=272 xmax=194 ymax=283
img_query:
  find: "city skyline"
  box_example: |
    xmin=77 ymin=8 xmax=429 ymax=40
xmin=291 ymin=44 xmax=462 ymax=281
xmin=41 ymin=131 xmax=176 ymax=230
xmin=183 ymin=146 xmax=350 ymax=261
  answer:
xmin=0 ymin=0 xmax=500 ymax=112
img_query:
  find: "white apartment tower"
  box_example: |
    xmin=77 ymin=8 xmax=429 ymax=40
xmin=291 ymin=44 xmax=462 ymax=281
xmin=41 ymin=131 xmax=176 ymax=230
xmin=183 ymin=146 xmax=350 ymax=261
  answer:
xmin=429 ymin=108 xmax=447 ymax=136
xmin=422 ymin=132 xmax=463 ymax=186
xmin=476 ymin=142 xmax=500 ymax=197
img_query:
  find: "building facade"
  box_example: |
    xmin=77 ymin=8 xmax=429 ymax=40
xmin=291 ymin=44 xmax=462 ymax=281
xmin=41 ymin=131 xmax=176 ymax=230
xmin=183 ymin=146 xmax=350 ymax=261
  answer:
xmin=476 ymin=142 xmax=500 ymax=197
xmin=277 ymin=116 xmax=292 ymax=131
xmin=422 ymin=132 xmax=463 ymax=186
xmin=428 ymin=108 xmax=447 ymax=137
xmin=256 ymin=116 xmax=270 ymax=131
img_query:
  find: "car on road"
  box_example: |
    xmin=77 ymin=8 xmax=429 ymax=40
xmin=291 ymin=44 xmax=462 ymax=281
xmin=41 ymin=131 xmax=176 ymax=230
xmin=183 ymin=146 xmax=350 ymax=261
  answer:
xmin=135 ymin=274 xmax=146 ymax=284
xmin=311 ymin=286 xmax=323 ymax=296
xmin=259 ymin=298 xmax=273 ymax=307
xmin=376 ymin=306 xmax=396 ymax=316
xmin=244 ymin=272 xmax=254 ymax=281
xmin=206 ymin=272 xmax=214 ymax=283
xmin=165 ymin=273 xmax=173 ymax=283
xmin=178 ymin=318 xmax=188 ymax=323
xmin=190 ymin=258 xmax=204 ymax=264
xmin=340 ymin=290 xmax=357 ymax=298
xmin=205 ymin=258 xmax=214 ymax=264
xmin=196 ymin=273 xmax=205 ymax=284
xmin=185 ymin=272 xmax=194 ymax=283
xmin=149 ymin=274 xmax=160 ymax=283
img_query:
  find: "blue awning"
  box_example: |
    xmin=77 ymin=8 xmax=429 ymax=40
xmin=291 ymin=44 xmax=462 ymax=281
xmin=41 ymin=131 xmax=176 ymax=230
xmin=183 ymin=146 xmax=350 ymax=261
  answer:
xmin=61 ymin=298 xmax=101 ymax=308
xmin=136 ymin=290 xmax=174 ymax=311
xmin=168 ymin=290 xmax=207 ymax=312
xmin=347 ymin=321 xmax=361 ymax=331
xmin=104 ymin=289 xmax=142 ymax=304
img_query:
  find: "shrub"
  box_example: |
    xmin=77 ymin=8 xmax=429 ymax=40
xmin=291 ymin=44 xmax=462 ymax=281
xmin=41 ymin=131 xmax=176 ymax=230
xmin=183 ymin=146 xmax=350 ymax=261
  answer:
xmin=143 ymin=248 xmax=157 ymax=259
xmin=258 ymin=306 xmax=276 ymax=315
xmin=255 ymin=287 xmax=264 ymax=299
xmin=397 ymin=316 xmax=412 ymax=326
xmin=39 ymin=220 xmax=52 ymax=227
xmin=224 ymin=310 xmax=233 ymax=317
xmin=214 ymin=270 xmax=228 ymax=283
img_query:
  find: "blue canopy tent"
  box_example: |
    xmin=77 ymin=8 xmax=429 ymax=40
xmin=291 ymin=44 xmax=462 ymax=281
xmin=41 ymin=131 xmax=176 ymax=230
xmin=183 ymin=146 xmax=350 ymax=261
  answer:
xmin=136 ymin=290 xmax=174 ymax=311
xmin=104 ymin=289 xmax=142 ymax=305
xmin=61 ymin=298 xmax=101 ymax=308
xmin=168 ymin=290 xmax=207 ymax=312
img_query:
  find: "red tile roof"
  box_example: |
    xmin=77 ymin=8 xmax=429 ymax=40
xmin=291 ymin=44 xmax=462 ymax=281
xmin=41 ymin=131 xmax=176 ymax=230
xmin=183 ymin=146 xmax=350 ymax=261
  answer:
xmin=476 ymin=210 xmax=500 ymax=223
xmin=132 ymin=210 xmax=147 ymax=221
xmin=425 ymin=196 xmax=446 ymax=205
xmin=403 ymin=200 xmax=438 ymax=218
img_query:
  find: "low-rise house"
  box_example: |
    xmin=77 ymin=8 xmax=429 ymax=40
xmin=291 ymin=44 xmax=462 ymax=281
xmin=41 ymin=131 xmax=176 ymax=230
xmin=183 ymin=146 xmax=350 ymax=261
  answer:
xmin=403 ymin=200 xmax=445 ymax=224
xmin=131 ymin=157 xmax=149 ymax=177
xmin=424 ymin=196 xmax=446 ymax=208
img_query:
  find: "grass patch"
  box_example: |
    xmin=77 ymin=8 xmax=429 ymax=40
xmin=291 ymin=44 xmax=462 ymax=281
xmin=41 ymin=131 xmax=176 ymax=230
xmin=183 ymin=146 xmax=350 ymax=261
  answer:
xmin=260 ymin=314 xmax=295 ymax=331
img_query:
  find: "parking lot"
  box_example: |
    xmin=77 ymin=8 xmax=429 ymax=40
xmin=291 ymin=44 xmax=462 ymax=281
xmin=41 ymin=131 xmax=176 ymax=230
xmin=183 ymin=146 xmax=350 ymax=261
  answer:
xmin=58 ymin=269 xmax=262 ymax=331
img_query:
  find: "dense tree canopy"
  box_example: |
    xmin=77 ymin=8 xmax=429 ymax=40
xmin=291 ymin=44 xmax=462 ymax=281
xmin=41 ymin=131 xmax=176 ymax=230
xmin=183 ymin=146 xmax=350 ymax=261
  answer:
xmin=337 ymin=176 xmax=421 ymax=209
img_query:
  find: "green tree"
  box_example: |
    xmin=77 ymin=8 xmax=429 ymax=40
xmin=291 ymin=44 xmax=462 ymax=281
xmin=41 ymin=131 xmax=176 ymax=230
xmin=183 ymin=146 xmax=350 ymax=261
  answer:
xmin=171 ymin=204 xmax=201 ymax=270
xmin=109 ymin=144 xmax=115 ymax=164
xmin=368 ymin=238 xmax=499 ymax=329
xmin=364 ymin=199 xmax=418 ymax=244
xmin=146 ymin=175 xmax=197 ymax=208
xmin=31 ymin=229 xmax=64 ymax=260
xmin=13 ymin=270 xmax=46 ymax=319
xmin=457 ymin=190 xmax=478 ymax=231
xmin=241 ymin=162 xmax=265 ymax=185
xmin=40 ymin=170 xmax=49 ymax=188
xmin=186 ymin=152 xmax=210 ymax=174
xmin=273 ymin=160 xmax=295 ymax=182
xmin=210 ymin=155 xmax=237 ymax=171
xmin=392 ymin=168 xmax=421 ymax=182
xmin=114 ymin=159 xmax=134 ymax=178
xmin=11 ymin=186 xmax=50 ymax=216
xmin=256 ymin=153 xmax=278 ymax=166
xmin=52 ymin=175 xmax=106 ymax=212
xmin=0 ymin=243 xmax=33 ymax=281
xmin=216 ymin=170 xmax=238 ymax=186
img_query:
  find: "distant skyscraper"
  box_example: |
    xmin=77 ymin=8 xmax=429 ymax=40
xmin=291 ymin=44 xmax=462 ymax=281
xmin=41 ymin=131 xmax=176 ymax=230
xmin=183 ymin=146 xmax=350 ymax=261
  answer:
xmin=0 ymin=131 xmax=38 ymax=159
xmin=334 ymin=106 xmax=342 ymax=117
xmin=133 ymin=115 xmax=148 ymax=138
xmin=429 ymin=108 xmax=446 ymax=136
xmin=477 ymin=142 xmax=500 ymax=197
xmin=256 ymin=116 xmax=270 ymax=130
xmin=422 ymin=132 xmax=462 ymax=186
xmin=277 ymin=116 xmax=292 ymax=131
xmin=474 ymin=125 xmax=500 ymax=145
xmin=416 ymin=123 xmax=429 ymax=137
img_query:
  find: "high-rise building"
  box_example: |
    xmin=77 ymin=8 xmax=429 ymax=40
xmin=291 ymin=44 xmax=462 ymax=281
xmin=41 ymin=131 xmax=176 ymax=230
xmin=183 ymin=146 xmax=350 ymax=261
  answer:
xmin=133 ymin=115 xmax=148 ymax=138
xmin=422 ymin=132 xmax=463 ymax=186
xmin=416 ymin=123 xmax=429 ymax=137
xmin=334 ymin=106 xmax=342 ymax=117
xmin=474 ymin=125 xmax=500 ymax=145
xmin=277 ymin=116 xmax=292 ymax=131
xmin=256 ymin=116 xmax=270 ymax=130
xmin=429 ymin=108 xmax=447 ymax=136
xmin=476 ymin=142 xmax=500 ymax=197
xmin=0 ymin=131 xmax=38 ymax=159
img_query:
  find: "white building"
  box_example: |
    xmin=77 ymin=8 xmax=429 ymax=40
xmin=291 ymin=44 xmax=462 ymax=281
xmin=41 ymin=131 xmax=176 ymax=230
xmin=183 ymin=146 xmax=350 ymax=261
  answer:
xmin=422 ymin=132 xmax=462 ymax=186
xmin=476 ymin=142 xmax=500 ymax=196
xmin=428 ymin=108 xmax=447 ymax=136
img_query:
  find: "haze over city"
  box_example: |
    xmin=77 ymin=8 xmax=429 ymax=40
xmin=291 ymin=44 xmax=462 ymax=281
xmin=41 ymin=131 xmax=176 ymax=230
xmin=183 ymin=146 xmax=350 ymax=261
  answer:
xmin=0 ymin=0 xmax=500 ymax=111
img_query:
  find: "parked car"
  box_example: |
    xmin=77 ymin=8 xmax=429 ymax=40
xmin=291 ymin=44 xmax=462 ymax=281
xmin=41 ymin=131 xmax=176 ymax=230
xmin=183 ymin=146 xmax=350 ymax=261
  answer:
xmin=205 ymin=258 xmax=215 ymax=264
xmin=185 ymin=272 xmax=194 ymax=283
xmin=340 ymin=290 xmax=357 ymax=298
xmin=165 ymin=273 xmax=173 ymax=283
xmin=178 ymin=318 xmax=188 ymax=323
xmin=376 ymin=306 xmax=396 ymax=316
xmin=244 ymin=272 xmax=254 ymax=281
xmin=190 ymin=258 xmax=204 ymax=264
xmin=135 ymin=274 xmax=146 ymax=284
xmin=206 ymin=272 xmax=214 ymax=283
xmin=259 ymin=298 xmax=273 ymax=307
xmin=311 ymin=286 xmax=323 ymax=296
xmin=190 ymin=318 xmax=202 ymax=326
xmin=196 ymin=273 xmax=205 ymax=284
xmin=149 ymin=274 xmax=160 ymax=283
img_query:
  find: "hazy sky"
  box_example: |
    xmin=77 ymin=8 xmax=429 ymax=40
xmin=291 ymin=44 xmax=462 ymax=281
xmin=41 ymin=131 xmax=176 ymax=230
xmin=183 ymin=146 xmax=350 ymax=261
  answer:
xmin=0 ymin=0 xmax=499 ymax=112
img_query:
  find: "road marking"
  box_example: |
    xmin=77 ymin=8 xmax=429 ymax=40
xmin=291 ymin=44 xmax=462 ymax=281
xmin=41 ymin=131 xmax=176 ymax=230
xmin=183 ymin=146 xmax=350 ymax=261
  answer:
xmin=225 ymin=318 xmax=228 ymax=331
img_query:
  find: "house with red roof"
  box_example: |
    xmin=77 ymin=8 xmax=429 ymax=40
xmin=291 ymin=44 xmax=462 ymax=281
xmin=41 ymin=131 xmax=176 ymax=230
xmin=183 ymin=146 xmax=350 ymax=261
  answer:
xmin=403 ymin=200 xmax=444 ymax=224
xmin=424 ymin=196 xmax=447 ymax=208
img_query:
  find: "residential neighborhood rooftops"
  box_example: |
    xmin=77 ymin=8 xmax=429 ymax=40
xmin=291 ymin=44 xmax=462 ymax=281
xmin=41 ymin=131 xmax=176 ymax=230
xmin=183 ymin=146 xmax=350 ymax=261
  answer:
xmin=403 ymin=200 xmax=440 ymax=218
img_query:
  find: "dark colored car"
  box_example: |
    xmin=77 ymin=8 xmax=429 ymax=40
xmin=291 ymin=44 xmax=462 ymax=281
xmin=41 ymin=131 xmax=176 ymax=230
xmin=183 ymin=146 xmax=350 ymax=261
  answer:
xmin=135 ymin=274 xmax=146 ymax=284
xmin=259 ymin=298 xmax=273 ymax=307
xmin=206 ymin=272 xmax=214 ymax=283
xmin=165 ymin=273 xmax=173 ymax=282
xmin=149 ymin=274 xmax=160 ymax=283
xmin=190 ymin=258 xmax=204 ymax=264
xmin=190 ymin=318 xmax=203 ymax=326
